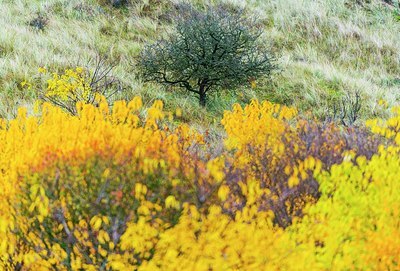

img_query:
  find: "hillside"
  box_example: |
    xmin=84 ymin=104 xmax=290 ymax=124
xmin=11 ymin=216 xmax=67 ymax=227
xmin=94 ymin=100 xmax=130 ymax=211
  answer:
xmin=1 ymin=0 xmax=399 ymax=122
xmin=1 ymin=1 xmax=400 ymax=270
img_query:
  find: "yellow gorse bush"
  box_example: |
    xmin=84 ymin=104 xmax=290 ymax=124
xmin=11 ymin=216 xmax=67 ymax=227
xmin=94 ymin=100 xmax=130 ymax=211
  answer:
xmin=221 ymin=99 xmax=297 ymax=151
xmin=42 ymin=67 xmax=91 ymax=101
xmin=0 ymin=95 xmax=216 ymax=270
xmin=0 ymin=87 xmax=398 ymax=269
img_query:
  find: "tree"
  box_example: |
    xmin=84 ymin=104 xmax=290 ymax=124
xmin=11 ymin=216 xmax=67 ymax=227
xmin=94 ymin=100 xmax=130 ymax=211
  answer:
xmin=138 ymin=5 xmax=275 ymax=107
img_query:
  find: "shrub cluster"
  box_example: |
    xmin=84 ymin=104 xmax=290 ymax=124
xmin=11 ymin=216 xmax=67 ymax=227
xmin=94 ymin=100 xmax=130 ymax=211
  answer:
xmin=2 ymin=0 xmax=399 ymax=269
xmin=1 ymin=77 xmax=399 ymax=269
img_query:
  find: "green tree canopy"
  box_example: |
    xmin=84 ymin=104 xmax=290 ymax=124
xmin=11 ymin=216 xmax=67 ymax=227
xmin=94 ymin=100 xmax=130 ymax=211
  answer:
xmin=138 ymin=5 xmax=275 ymax=107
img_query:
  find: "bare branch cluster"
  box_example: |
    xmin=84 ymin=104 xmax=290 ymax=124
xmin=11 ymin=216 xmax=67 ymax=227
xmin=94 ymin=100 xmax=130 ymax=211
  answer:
xmin=329 ymin=91 xmax=362 ymax=127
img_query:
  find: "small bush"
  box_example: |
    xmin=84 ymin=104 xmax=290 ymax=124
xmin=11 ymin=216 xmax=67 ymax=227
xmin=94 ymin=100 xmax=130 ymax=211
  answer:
xmin=220 ymin=100 xmax=380 ymax=227
xmin=329 ymin=91 xmax=362 ymax=127
xmin=98 ymin=0 xmax=130 ymax=8
xmin=110 ymin=0 xmax=129 ymax=7
xmin=38 ymin=57 xmax=123 ymax=114
xmin=28 ymin=13 xmax=49 ymax=31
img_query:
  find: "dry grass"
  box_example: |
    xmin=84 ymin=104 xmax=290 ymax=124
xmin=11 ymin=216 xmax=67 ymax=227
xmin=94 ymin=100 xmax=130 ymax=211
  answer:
xmin=0 ymin=0 xmax=399 ymax=124
xmin=256 ymin=0 xmax=400 ymax=119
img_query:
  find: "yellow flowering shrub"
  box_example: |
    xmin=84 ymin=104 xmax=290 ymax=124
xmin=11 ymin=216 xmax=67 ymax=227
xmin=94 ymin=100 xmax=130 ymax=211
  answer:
xmin=220 ymin=100 xmax=379 ymax=227
xmin=43 ymin=67 xmax=91 ymax=101
xmin=37 ymin=64 xmax=122 ymax=115
xmin=0 ymin=95 xmax=227 ymax=270
xmin=0 ymin=89 xmax=398 ymax=270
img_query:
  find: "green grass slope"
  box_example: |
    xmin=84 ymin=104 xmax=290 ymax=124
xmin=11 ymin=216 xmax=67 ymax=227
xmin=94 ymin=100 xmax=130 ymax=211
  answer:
xmin=0 ymin=0 xmax=399 ymax=123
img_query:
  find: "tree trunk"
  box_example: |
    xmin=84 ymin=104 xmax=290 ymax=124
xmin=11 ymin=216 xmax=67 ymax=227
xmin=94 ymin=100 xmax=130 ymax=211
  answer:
xmin=198 ymin=82 xmax=207 ymax=107
xmin=199 ymin=92 xmax=206 ymax=107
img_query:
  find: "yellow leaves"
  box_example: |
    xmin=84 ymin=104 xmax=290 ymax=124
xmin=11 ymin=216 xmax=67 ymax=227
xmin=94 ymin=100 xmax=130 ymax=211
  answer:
xmin=52 ymin=243 xmax=67 ymax=261
xmin=218 ymin=184 xmax=230 ymax=201
xmin=38 ymin=67 xmax=47 ymax=74
xmin=102 ymin=216 xmax=110 ymax=226
xmin=21 ymin=80 xmax=32 ymax=90
xmin=78 ymin=219 xmax=87 ymax=228
xmin=29 ymin=183 xmax=41 ymax=200
xmin=98 ymin=246 xmax=108 ymax=257
xmin=277 ymin=143 xmax=285 ymax=154
xmin=107 ymin=256 xmax=130 ymax=271
xmin=17 ymin=107 xmax=27 ymax=120
xmin=146 ymin=101 xmax=164 ymax=129
xmin=165 ymin=195 xmax=180 ymax=210
xmin=128 ymin=96 xmax=143 ymax=111
xmin=221 ymin=99 xmax=297 ymax=153
xmin=27 ymin=184 xmax=49 ymax=222
xmin=314 ymin=160 xmax=322 ymax=175
xmin=0 ymin=218 xmax=8 ymax=234
xmin=171 ymin=178 xmax=180 ymax=187
xmin=303 ymin=156 xmax=315 ymax=169
xmin=287 ymin=157 xmax=323 ymax=187
xmin=120 ymin=217 xmax=160 ymax=254
xmin=138 ymin=205 xmax=151 ymax=215
xmin=44 ymin=67 xmax=91 ymax=101
xmin=367 ymin=107 xmax=400 ymax=143
xmin=240 ymin=179 xmax=267 ymax=206
xmin=342 ymin=150 xmax=356 ymax=162
xmin=175 ymin=107 xmax=182 ymax=117
xmin=75 ymin=67 xmax=84 ymax=74
xmin=147 ymin=203 xmax=291 ymax=271
xmin=90 ymin=216 xmax=102 ymax=231
xmin=98 ymin=230 xmax=110 ymax=244
xmin=102 ymin=168 xmax=111 ymax=178
xmin=1 ymin=93 xmax=398 ymax=271
xmin=284 ymin=165 xmax=291 ymax=175
xmin=206 ymin=157 xmax=225 ymax=183
xmin=71 ymin=255 xmax=83 ymax=270
xmin=142 ymin=158 xmax=160 ymax=175
xmin=135 ymin=183 xmax=148 ymax=200
xmin=288 ymin=176 xmax=300 ymax=188
xmin=293 ymin=146 xmax=400 ymax=270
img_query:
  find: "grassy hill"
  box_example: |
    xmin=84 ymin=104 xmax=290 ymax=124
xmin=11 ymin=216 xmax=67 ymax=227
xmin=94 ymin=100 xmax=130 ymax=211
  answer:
xmin=2 ymin=1 xmax=400 ymax=269
xmin=0 ymin=0 xmax=399 ymax=123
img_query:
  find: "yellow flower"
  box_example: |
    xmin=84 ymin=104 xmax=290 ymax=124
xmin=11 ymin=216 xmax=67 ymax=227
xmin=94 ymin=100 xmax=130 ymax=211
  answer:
xmin=38 ymin=67 xmax=47 ymax=73
xmin=165 ymin=195 xmax=180 ymax=210
xmin=218 ymin=185 xmax=230 ymax=201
